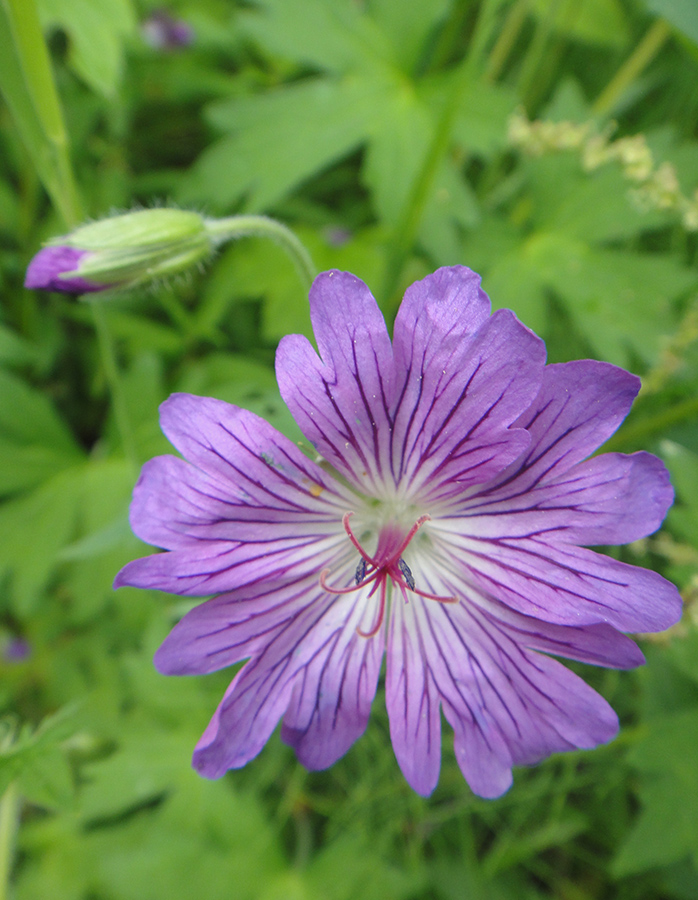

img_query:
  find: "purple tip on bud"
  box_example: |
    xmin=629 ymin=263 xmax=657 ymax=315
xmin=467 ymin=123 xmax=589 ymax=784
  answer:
xmin=24 ymin=246 xmax=106 ymax=294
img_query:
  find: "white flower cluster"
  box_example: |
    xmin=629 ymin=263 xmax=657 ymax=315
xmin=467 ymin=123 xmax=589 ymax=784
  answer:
xmin=508 ymin=110 xmax=698 ymax=232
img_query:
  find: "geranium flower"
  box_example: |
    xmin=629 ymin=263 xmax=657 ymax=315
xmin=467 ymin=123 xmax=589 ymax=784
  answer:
xmin=115 ymin=266 xmax=681 ymax=798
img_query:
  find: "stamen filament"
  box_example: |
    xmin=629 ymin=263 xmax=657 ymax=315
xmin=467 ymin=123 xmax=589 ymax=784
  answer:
xmin=393 ymin=514 xmax=431 ymax=558
xmin=320 ymin=567 xmax=378 ymax=595
xmin=411 ymin=586 xmax=458 ymax=604
xmin=321 ymin=512 xmax=458 ymax=638
xmin=343 ymin=512 xmax=377 ymax=565
xmin=357 ymin=580 xmax=387 ymax=638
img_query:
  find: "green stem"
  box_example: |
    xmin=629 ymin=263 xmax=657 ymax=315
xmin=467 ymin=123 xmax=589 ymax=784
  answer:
xmin=89 ymin=301 xmax=138 ymax=470
xmin=517 ymin=0 xmax=563 ymax=107
xmin=0 ymin=0 xmax=81 ymax=226
xmin=0 ymin=781 xmax=19 ymax=900
xmin=592 ymin=19 xmax=671 ymax=116
xmin=205 ymin=215 xmax=316 ymax=291
xmin=426 ymin=0 xmax=471 ymax=72
xmin=485 ymin=0 xmax=528 ymax=82
xmin=380 ymin=0 xmax=505 ymax=307
xmin=604 ymin=394 xmax=698 ymax=451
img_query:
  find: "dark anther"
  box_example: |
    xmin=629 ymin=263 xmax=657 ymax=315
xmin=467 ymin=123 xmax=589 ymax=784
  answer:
xmin=398 ymin=558 xmax=415 ymax=591
xmin=355 ymin=558 xmax=368 ymax=585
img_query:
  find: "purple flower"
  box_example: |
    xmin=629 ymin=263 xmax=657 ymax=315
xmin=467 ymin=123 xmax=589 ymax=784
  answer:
xmin=142 ymin=10 xmax=194 ymax=50
xmin=2 ymin=636 xmax=31 ymax=663
xmin=115 ymin=266 xmax=681 ymax=798
xmin=24 ymin=246 xmax=106 ymax=294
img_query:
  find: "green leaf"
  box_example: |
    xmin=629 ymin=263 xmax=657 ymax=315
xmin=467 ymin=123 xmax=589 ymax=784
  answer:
xmin=180 ymin=75 xmax=383 ymax=212
xmin=59 ymin=458 xmax=140 ymax=621
xmin=0 ymin=707 xmax=77 ymax=808
xmin=0 ymin=323 xmax=44 ymax=368
xmin=614 ymin=709 xmax=698 ymax=874
xmin=483 ymin=812 xmax=588 ymax=875
xmin=541 ymin=164 xmax=674 ymax=243
xmin=530 ymin=0 xmax=629 ymax=47
xmin=201 ymin=237 xmax=313 ymax=342
xmin=0 ymin=368 xmax=83 ymax=495
xmin=175 ymin=353 xmax=278 ymax=404
xmin=0 ymin=465 xmax=83 ymax=614
xmin=0 ymin=176 xmax=20 ymax=235
xmin=661 ymin=441 xmax=698 ymax=544
xmin=362 ymin=81 xmax=434 ymax=226
xmin=368 ymin=0 xmax=451 ymax=72
xmin=303 ymin=834 xmax=423 ymax=900
xmin=36 ymin=0 xmax=136 ymax=98
xmin=362 ymin=80 xmax=479 ymax=263
xmin=74 ymin=307 xmax=183 ymax=356
xmin=117 ymin=353 xmax=169 ymax=461
xmin=0 ymin=368 xmax=80 ymax=454
xmin=449 ymin=78 xmax=518 ymax=157
xmin=547 ymin=244 xmax=696 ymax=365
xmin=18 ymin=763 xmax=284 ymax=900
xmin=487 ymin=232 xmax=696 ymax=365
xmin=240 ymin=0 xmax=389 ymax=73
xmin=525 ymin=151 xmax=675 ymax=242
xmin=646 ymin=0 xmax=698 ymax=47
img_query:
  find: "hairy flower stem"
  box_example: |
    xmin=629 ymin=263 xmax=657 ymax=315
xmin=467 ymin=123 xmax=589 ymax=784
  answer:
xmin=593 ymin=19 xmax=671 ymax=116
xmin=205 ymin=215 xmax=316 ymax=292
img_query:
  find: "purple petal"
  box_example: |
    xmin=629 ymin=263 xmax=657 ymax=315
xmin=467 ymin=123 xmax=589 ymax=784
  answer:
xmin=392 ymin=307 xmax=545 ymax=501
xmin=157 ymin=393 xmax=356 ymax=514
xmin=389 ymin=268 xmax=545 ymax=499
xmin=277 ymin=267 xmax=546 ymax=500
xmin=433 ymin=529 xmax=681 ymax=632
xmin=276 ymin=271 xmax=395 ymax=495
xmin=386 ymin=596 xmax=442 ymax=796
xmin=395 ymin=266 xmax=491 ymax=343
xmin=478 ymin=597 xmax=645 ymax=669
xmin=193 ymin=663 xmax=295 ymax=777
xmin=24 ymin=246 xmax=106 ymax=293
xmin=510 ymin=360 xmax=641 ymax=480
xmin=391 ymin=593 xmax=618 ymax=799
xmin=156 ymin=559 xmax=384 ymax=770
xmin=191 ymin=589 xmax=381 ymax=777
xmin=115 ymin=529 xmax=346 ymax=596
xmin=153 ymin=575 xmax=324 ymax=676
xmin=446 ymin=451 xmax=673 ymax=547
xmin=281 ymin=604 xmax=384 ymax=770
xmin=114 ymin=393 xmax=360 ymax=595
xmin=554 ymin=452 xmax=673 ymax=545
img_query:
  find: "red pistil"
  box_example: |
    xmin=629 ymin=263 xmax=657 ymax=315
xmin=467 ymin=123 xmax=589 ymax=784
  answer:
xmin=320 ymin=512 xmax=457 ymax=638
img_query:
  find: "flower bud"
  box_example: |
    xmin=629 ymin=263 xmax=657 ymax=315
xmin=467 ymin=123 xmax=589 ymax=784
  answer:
xmin=25 ymin=209 xmax=215 ymax=295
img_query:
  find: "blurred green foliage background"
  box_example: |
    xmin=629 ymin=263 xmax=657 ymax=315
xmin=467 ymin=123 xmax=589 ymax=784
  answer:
xmin=2 ymin=0 xmax=698 ymax=897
